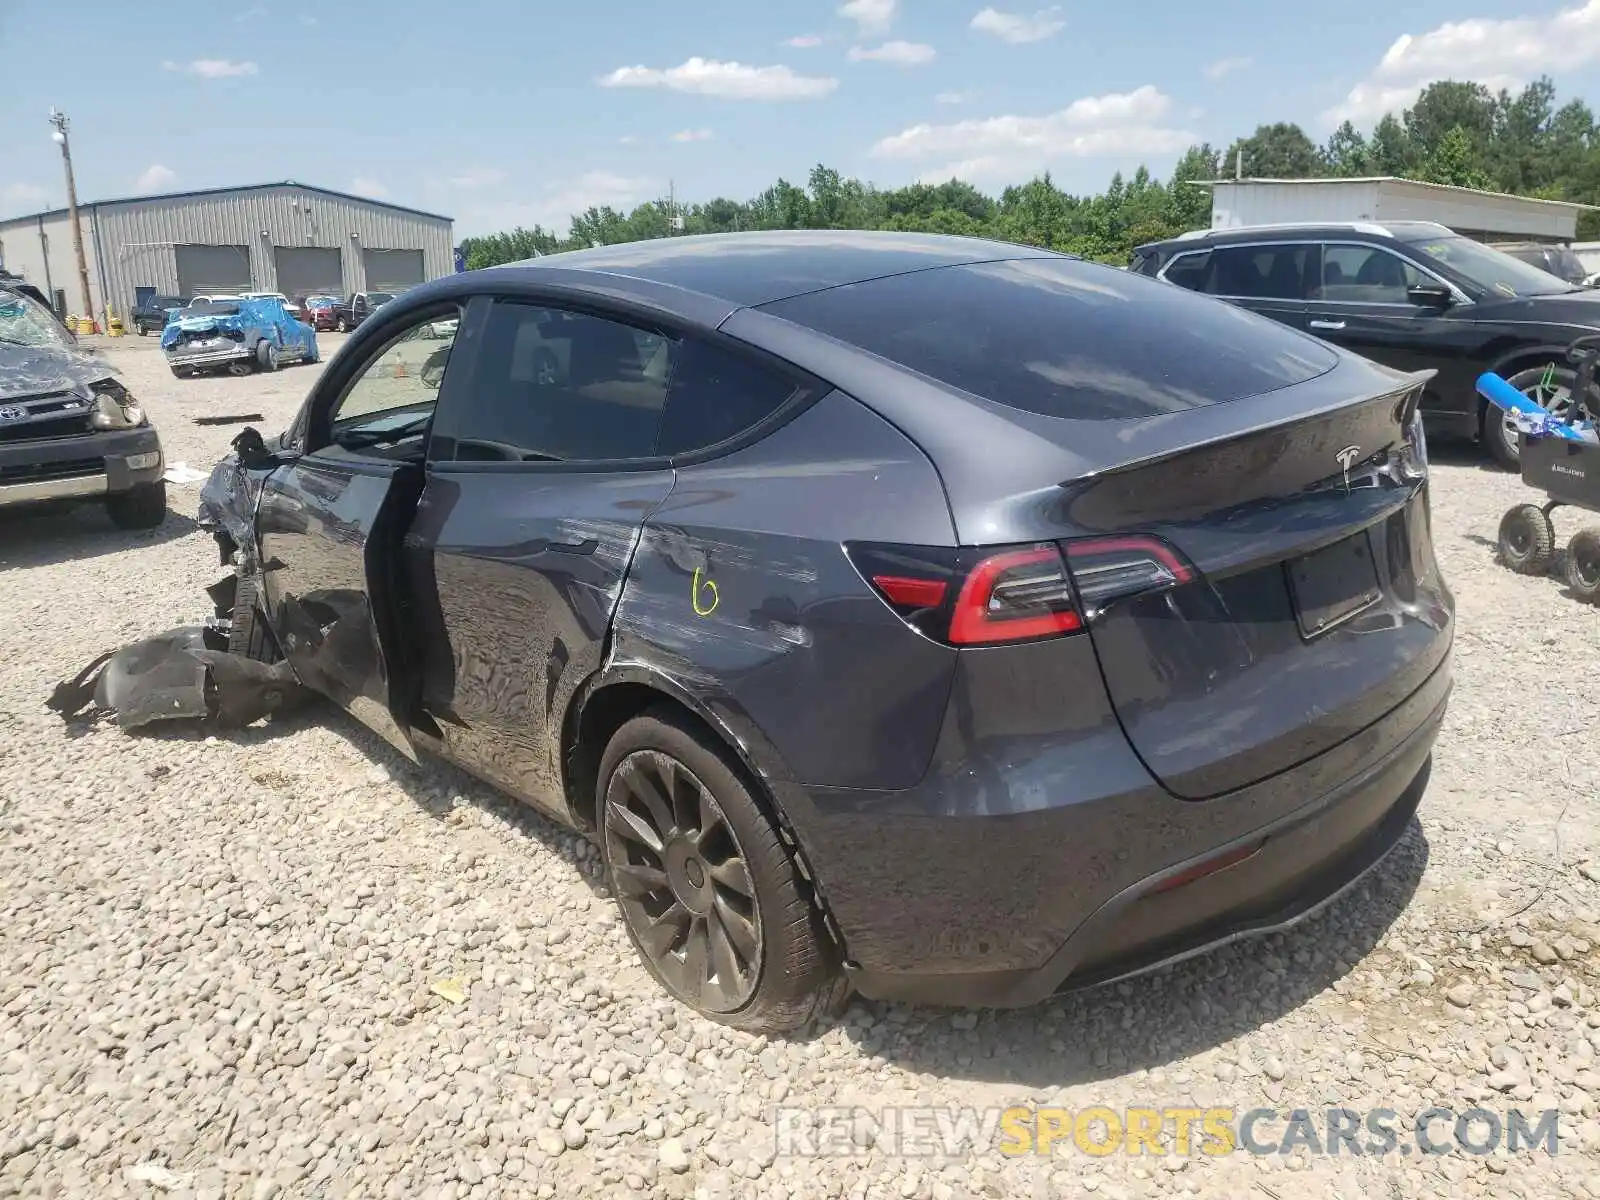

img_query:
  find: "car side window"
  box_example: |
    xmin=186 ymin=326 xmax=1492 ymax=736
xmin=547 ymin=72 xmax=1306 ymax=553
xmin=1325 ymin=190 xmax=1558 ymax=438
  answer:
xmin=430 ymin=300 xmax=675 ymax=464
xmin=1162 ymin=251 xmax=1211 ymax=292
xmin=326 ymin=313 xmax=458 ymax=455
xmin=1207 ymin=244 xmax=1319 ymax=300
xmin=657 ymin=339 xmax=799 ymax=457
xmin=1316 ymin=245 xmax=1425 ymax=304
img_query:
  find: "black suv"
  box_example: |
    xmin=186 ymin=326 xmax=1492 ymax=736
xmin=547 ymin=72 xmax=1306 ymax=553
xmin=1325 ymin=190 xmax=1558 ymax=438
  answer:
xmin=1492 ymin=241 xmax=1592 ymax=287
xmin=1131 ymin=221 xmax=1600 ymax=466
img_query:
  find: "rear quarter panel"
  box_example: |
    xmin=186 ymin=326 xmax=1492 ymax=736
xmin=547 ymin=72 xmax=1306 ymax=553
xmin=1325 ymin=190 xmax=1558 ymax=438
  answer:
xmin=608 ymin=389 xmax=959 ymax=794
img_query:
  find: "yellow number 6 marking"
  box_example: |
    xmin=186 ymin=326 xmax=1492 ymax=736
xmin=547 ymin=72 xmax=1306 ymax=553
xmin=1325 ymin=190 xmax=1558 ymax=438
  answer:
xmin=692 ymin=566 xmax=720 ymax=617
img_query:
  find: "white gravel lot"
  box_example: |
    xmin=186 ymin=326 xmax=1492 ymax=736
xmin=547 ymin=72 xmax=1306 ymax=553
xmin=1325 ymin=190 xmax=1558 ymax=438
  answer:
xmin=4 ymin=335 xmax=1600 ymax=1200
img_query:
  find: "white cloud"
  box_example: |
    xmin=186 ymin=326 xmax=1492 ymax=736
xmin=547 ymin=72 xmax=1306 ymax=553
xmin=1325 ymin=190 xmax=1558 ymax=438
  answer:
xmin=871 ymin=85 xmax=1197 ymax=182
xmin=671 ymin=128 xmax=715 ymax=142
xmin=458 ymin=171 xmax=658 ymax=236
xmin=598 ymin=57 xmax=839 ymax=100
xmin=785 ymin=34 xmax=824 ymax=47
xmin=848 ymin=40 xmax=937 ymax=65
xmin=839 ymin=0 xmax=896 ymax=35
xmin=1324 ymin=0 xmax=1600 ymax=127
xmin=1 ymin=182 xmax=50 ymax=212
xmin=619 ymin=135 xmax=640 ymax=145
xmin=936 ymin=91 xmax=967 ymax=104
xmin=969 ymin=6 xmax=1065 ymax=43
xmin=447 ymin=166 xmax=507 ymax=189
xmin=1205 ymin=55 xmax=1251 ymax=80
xmin=163 ymin=58 xmax=259 ymax=78
xmin=233 ymin=5 xmax=267 ymax=22
xmin=350 ymin=177 xmax=389 ymax=198
xmin=300 ymin=13 xmax=318 ymax=24
xmin=134 ymin=164 xmax=177 ymax=192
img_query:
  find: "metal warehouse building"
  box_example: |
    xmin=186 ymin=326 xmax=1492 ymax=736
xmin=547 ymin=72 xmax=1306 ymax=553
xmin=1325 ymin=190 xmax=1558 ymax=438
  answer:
xmin=0 ymin=180 xmax=453 ymax=323
xmin=1197 ymin=176 xmax=1593 ymax=242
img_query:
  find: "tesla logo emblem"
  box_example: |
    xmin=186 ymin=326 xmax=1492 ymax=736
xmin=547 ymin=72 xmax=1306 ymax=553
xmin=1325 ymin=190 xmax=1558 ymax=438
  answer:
xmin=1336 ymin=444 xmax=1362 ymax=489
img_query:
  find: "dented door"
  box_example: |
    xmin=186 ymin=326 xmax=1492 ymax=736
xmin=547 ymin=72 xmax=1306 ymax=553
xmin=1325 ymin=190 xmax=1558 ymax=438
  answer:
xmin=256 ymin=452 xmax=425 ymax=760
xmin=401 ymin=467 xmax=675 ymax=812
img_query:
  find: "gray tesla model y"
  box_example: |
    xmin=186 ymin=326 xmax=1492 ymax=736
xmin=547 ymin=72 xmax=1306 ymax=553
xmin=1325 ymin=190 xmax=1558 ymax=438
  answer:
xmin=197 ymin=230 xmax=1454 ymax=1033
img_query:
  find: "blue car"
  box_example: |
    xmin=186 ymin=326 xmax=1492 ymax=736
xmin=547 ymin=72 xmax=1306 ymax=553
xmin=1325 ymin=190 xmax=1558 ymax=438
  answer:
xmin=161 ymin=296 xmax=319 ymax=378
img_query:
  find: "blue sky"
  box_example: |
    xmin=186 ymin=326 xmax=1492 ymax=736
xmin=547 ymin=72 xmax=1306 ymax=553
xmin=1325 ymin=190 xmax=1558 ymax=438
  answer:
xmin=2 ymin=0 xmax=1598 ymax=236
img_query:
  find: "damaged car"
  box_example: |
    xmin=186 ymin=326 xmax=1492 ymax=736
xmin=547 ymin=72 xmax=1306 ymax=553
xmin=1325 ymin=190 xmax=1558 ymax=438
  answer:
xmin=189 ymin=231 xmax=1451 ymax=1033
xmin=0 ymin=279 xmax=167 ymax=528
xmin=162 ymin=296 xmax=319 ymax=378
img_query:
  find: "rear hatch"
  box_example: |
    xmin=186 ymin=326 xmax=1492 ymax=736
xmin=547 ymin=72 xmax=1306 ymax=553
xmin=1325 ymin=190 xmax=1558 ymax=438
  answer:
xmin=1057 ymin=379 xmax=1450 ymax=798
xmin=749 ymin=254 xmax=1453 ymax=801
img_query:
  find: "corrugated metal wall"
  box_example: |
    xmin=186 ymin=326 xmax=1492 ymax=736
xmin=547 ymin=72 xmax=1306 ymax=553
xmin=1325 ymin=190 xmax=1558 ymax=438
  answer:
xmin=1207 ymin=180 xmax=1582 ymax=240
xmin=81 ymin=185 xmax=450 ymax=318
xmin=0 ymin=210 xmax=104 ymax=317
xmin=3 ymin=186 xmax=451 ymax=320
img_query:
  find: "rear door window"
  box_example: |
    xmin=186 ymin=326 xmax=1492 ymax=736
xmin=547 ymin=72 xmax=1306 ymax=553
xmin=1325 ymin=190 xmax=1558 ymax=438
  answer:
xmin=759 ymin=257 xmax=1337 ymax=421
xmin=1208 ymin=244 xmax=1319 ymax=300
xmin=657 ymin=339 xmax=800 ymax=457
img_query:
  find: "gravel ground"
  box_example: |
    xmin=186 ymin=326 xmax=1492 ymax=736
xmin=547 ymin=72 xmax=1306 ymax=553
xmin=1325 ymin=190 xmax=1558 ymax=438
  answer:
xmin=4 ymin=336 xmax=1600 ymax=1199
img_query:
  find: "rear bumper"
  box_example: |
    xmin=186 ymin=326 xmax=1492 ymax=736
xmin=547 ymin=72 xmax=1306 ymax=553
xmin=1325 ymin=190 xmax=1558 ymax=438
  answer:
xmin=790 ymin=640 xmax=1450 ymax=1009
xmin=166 ymin=343 xmax=251 ymax=368
xmin=0 ymin=426 xmax=164 ymax=508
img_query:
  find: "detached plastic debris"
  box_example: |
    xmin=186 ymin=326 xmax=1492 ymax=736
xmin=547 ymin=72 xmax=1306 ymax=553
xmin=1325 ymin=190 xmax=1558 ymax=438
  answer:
xmin=1477 ymin=371 xmax=1600 ymax=444
xmin=45 ymin=626 xmax=312 ymax=731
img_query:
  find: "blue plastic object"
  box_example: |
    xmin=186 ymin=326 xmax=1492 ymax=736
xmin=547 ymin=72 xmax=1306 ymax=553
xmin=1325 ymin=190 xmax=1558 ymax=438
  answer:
xmin=1476 ymin=371 xmax=1593 ymax=442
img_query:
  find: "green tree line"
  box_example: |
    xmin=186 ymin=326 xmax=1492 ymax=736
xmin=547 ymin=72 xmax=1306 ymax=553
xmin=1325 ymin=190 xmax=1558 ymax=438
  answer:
xmin=460 ymin=77 xmax=1600 ymax=270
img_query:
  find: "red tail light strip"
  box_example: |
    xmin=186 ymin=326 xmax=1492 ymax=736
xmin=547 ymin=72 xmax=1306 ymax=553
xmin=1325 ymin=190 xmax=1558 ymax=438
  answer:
xmin=948 ymin=546 xmax=1081 ymax=645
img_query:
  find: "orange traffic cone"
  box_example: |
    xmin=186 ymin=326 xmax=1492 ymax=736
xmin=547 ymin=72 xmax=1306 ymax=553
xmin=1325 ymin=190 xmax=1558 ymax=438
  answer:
xmin=392 ymin=360 xmax=409 ymax=379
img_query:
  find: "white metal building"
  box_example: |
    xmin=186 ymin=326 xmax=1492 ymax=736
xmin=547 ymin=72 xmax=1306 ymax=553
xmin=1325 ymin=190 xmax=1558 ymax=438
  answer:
xmin=0 ymin=181 xmax=454 ymax=321
xmin=1196 ymin=177 xmax=1594 ymax=243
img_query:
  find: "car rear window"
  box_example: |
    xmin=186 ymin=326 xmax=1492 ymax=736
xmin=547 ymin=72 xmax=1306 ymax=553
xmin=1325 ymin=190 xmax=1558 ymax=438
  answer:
xmin=759 ymin=257 xmax=1338 ymax=420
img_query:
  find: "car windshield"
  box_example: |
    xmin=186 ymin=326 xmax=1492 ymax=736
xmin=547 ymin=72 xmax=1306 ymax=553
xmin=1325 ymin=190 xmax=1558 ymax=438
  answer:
xmin=1403 ymin=234 xmax=1578 ymax=298
xmin=369 ymin=293 xmax=395 ymax=304
xmin=179 ymin=301 xmax=241 ymax=318
xmin=0 ymin=289 xmax=74 ymax=350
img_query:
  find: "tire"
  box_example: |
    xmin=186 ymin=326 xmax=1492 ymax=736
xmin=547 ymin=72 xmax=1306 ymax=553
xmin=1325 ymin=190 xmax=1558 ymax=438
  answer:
xmin=1498 ymin=503 xmax=1556 ymax=575
xmin=1566 ymin=529 xmax=1600 ymax=603
xmin=256 ymin=339 xmax=280 ymax=372
xmin=227 ymin=568 xmax=278 ymax=660
xmin=1486 ymin=364 xmax=1581 ymax=469
xmin=335 ymin=316 xmax=347 ymax=333
xmin=136 ymin=322 xmax=149 ymax=337
xmin=170 ymin=366 xmax=186 ymax=378
xmin=597 ymin=706 xmax=845 ymax=1034
xmin=105 ymin=481 xmax=167 ymax=530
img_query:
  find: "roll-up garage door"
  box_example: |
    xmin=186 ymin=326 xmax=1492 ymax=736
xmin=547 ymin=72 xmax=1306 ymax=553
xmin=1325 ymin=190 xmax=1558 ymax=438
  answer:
xmin=174 ymin=244 xmax=253 ymax=298
xmin=273 ymin=247 xmax=343 ymax=299
xmin=362 ymin=248 xmax=425 ymax=293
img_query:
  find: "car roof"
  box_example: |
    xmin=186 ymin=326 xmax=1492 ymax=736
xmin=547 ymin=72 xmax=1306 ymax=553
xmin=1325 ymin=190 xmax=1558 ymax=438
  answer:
xmin=493 ymin=229 xmax=1064 ymax=308
xmin=1138 ymin=220 xmax=1456 ymax=253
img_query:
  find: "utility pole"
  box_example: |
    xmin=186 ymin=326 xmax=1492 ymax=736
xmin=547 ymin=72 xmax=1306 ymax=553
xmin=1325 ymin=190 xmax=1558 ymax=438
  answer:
xmin=49 ymin=108 xmax=94 ymax=323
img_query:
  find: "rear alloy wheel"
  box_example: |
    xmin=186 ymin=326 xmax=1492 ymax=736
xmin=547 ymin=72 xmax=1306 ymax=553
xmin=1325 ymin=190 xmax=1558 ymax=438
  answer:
xmin=1498 ymin=503 xmax=1556 ymax=575
xmin=1566 ymin=529 xmax=1600 ymax=603
xmin=257 ymin=340 xmax=280 ymax=372
xmin=598 ymin=708 xmax=844 ymax=1033
xmin=1486 ymin=364 xmax=1579 ymax=469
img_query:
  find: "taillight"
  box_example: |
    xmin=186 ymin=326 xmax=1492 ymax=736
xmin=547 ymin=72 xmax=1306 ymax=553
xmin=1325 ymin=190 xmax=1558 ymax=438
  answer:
xmin=1063 ymin=536 xmax=1193 ymax=620
xmin=948 ymin=545 xmax=1080 ymax=644
xmin=846 ymin=533 xmax=1195 ymax=647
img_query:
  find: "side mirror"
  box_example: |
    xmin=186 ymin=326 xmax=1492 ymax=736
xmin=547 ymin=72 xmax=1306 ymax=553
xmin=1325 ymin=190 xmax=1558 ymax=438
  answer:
xmin=231 ymin=426 xmax=292 ymax=471
xmin=1407 ymin=283 xmax=1453 ymax=308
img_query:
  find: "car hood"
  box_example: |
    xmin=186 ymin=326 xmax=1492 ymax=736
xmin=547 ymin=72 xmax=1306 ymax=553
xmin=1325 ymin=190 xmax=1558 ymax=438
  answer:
xmin=0 ymin=339 xmax=115 ymax=401
xmin=1477 ymin=291 xmax=1600 ymax=330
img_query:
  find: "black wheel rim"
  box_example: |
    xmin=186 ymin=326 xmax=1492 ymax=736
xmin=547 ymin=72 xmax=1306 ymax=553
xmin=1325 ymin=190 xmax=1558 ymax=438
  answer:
xmin=1507 ymin=520 xmax=1533 ymax=556
xmin=604 ymin=750 xmax=761 ymax=1013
